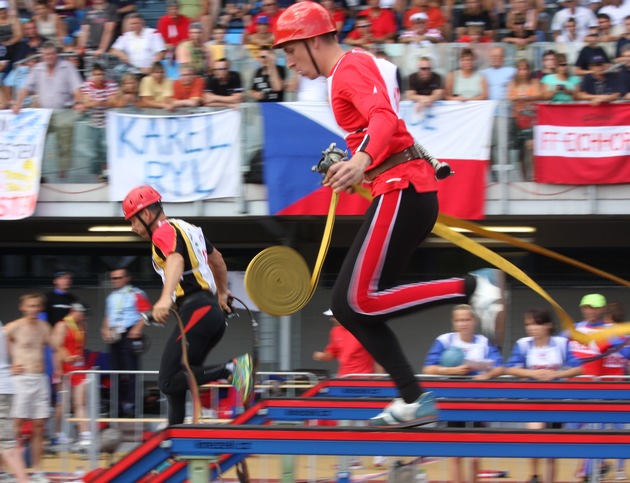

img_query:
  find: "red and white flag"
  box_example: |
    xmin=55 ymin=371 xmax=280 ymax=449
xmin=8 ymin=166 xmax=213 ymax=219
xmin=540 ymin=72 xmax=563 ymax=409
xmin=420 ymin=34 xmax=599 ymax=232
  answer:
xmin=403 ymin=100 xmax=497 ymax=220
xmin=534 ymin=103 xmax=630 ymax=185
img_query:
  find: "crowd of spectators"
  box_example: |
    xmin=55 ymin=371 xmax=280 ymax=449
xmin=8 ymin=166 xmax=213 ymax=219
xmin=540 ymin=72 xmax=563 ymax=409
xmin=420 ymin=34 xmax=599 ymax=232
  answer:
xmin=2 ymin=0 xmax=630 ymax=181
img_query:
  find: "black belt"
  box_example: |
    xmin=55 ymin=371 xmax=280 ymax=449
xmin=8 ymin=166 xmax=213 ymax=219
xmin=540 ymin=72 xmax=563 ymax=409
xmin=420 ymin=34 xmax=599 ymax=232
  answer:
xmin=364 ymin=143 xmax=422 ymax=181
xmin=175 ymin=290 xmax=214 ymax=311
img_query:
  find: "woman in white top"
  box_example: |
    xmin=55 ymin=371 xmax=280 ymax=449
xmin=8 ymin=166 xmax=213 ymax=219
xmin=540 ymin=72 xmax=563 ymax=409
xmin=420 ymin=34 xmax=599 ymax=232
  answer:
xmin=32 ymin=0 xmax=66 ymax=47
xmin=505 ymin=309 xmax=583 ymax=483
xmin=445 ymin=47 xmax=488 ymax=101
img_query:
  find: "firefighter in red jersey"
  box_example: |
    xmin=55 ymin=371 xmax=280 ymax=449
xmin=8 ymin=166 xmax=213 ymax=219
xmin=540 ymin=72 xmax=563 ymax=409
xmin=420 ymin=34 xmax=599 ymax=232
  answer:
xmin=274 ymin=2 xmax=506 ymax=428
xmin=122 ymin=186 xmax=253 ymax=425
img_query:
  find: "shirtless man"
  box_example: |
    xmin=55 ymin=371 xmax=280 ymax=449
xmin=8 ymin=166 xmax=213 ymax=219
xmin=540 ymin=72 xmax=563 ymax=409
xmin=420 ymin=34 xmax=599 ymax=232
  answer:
xmin=5 ymin=293 xmax=54 ymax=483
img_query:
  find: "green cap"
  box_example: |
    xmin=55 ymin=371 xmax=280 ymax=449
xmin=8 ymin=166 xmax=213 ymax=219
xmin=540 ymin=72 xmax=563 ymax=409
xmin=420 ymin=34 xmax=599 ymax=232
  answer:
xmin=579 ymin=293 xmax=607 ymax=308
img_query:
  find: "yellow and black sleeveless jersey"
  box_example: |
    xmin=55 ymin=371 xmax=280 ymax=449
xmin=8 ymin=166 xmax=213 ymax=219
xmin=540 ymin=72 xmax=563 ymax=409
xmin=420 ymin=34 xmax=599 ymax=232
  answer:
xmin=151 ymin=218 xmax=217 ymax=300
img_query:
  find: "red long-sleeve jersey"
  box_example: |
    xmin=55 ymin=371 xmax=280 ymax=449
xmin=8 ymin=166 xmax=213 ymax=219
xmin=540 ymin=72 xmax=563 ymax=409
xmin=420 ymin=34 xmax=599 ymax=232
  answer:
xmin=327 ymin=49 xmax=438 ymax=197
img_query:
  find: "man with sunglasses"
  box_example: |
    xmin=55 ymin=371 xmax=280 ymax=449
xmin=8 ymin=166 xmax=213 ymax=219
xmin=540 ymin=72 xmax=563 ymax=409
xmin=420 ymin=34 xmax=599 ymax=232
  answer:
xmin=204 ymin=57 xmax=244 ymax=107
xmin=101 ymin=267 xmax=152 ymax=417
xmin=405 ymin=56 xmax=443 ymax=110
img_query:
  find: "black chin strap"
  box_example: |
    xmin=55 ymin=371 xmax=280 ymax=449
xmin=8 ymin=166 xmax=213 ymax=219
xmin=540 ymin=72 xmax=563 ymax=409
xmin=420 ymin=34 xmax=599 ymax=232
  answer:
xmin=304 ymin=39 xmax=321 ymax=77
xmin=135 ymin=204 xmax=163 ymax=239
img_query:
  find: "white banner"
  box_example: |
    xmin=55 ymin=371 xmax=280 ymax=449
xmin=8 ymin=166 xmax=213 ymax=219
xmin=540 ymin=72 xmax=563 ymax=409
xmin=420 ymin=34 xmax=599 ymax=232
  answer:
xmin=400 ymin=100 xmax=498 ymax=160
xmin=107 ymin=109 xmax=242 ymax=202
xmin=0 ymin=109 xmax=52 ymax=220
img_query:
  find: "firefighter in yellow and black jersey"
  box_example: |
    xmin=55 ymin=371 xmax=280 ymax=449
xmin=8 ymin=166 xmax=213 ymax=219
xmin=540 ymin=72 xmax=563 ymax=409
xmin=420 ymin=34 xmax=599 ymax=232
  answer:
xmin=123 ymin=186 xmax=253 ymax=425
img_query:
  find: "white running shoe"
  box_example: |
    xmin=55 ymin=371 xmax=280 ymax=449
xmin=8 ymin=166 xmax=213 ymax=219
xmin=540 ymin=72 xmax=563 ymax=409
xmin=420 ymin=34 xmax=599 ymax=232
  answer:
xmin=469 ymin=268 xmax=506 ymax=342
xmin=369 ymin=392 xmax=438 ymax=428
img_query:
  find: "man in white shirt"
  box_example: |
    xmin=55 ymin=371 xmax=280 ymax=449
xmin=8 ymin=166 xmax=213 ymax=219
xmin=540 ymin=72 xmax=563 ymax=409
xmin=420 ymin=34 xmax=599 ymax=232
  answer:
xmin=110 ymin=13 xmax=166 ymax=75
xmin=552 ymin=0 xmax=598 ymax=41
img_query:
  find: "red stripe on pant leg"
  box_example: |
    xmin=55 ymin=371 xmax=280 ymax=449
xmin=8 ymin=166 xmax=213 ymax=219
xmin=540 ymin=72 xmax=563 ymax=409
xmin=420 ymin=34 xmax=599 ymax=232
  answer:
xmin=176 ymin=305 xmax=211 ymax=342
xmin=349 ymin=191 xmax=465 ymax=316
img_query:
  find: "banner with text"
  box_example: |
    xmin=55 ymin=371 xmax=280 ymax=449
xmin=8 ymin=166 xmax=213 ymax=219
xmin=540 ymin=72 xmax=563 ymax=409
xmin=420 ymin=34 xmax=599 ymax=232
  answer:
xmin=534 ymin=103 xmax=630 ymax=185
xmin=262 ymin=100 xmax=496 ymax=220
xmin=107 ymin=109 xmax=241 ymax=201
xmin=0 ymin=109 xmax=52 ymax=220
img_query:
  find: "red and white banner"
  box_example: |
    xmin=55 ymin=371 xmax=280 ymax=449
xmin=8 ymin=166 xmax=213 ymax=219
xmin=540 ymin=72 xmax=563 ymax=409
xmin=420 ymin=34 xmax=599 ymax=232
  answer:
xmin=534 ymin=103 xmax=630 ymax=185
xmin=401 ymin=100 xmax=497 ymax=220
xmin=0 ymin=109 xmax=52 ymax=220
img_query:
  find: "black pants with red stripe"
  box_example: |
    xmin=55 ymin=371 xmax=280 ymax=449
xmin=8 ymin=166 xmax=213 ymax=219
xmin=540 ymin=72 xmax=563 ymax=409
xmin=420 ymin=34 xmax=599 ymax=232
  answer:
xmin=331 ymin=187 xmax=468 ymax=404
xmin=158 ymin=293 xmax=230 ymax=425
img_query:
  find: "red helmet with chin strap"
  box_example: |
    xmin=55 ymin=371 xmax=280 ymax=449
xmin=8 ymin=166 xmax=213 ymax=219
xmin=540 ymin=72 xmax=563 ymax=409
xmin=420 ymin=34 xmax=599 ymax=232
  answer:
xmin=122 ymin=185 xmax=162 ymax=220
xmin=272 ymin=2 xmax=337 ymax=48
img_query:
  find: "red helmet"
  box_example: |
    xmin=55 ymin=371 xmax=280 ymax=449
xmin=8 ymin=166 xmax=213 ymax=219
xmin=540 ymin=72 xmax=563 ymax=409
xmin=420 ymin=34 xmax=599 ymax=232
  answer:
xmin=122 ymin=185 xmax=162 ymax=220
xmin=273 ymin=2 xmax=337 ymax=48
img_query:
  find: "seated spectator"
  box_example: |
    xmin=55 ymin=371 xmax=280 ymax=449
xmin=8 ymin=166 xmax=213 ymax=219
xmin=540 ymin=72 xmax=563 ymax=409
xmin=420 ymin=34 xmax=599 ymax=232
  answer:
xmin=574 ymin=27 xmax=611 ymax=75
xmin=577 ymin=54 xmax=622 ymax=105
xmin=248 ymin=46 xmax=286 ymax=101
xmin=551 ymin=0 xmax=597 ymax=42
xmin=344 ymin=17 xmax=376 ymax=48
xmin=205 ymin=23 xmax=228 ymax=65
xmin=320 ymin=0 xmax=346 ymax=33
xmin=599 ymin=0 xmax=625 ymax=35
xmin=502 ymin=13 xmax=537 ymax=49
xmin=402 ymin=0 xmax=446 ymax=34
xmin=139 ymin=61 xmax=174 ymax=109
xmin=505 ymin=0 xmax=539 ymax=32
xmin=505 ymin=308 xmax=583 ymax=483
xmin=219 ymin=2 xmax=249 ymax=33
xmin=12 ymin=20 xmax=47 ymax=64
xmin=422 ymin=304 xmax=503 ymax=483
xmin=110 ymin=13 xmax=166 ymax=76
xmin=53 ymin=0 xmax=81 ymax=37
xmin=482 ymin=45 xmax=516 ymax=103
xmin=32 ymin=0 xmax=66 ymax=47
xmin=596 ymin=12 xmax=618 ymax=41
xmin=77 ymin=63 xmax=117 ymax=180
xmin=176 ymin=22 xmax=209 ymax=76
xmin=533 ymin=49 xmax=556 ymax=80
xmin=456 ymin=22 xmax=492 ymax=43
xmin=204 ymin=57 xmax=244 ymax=107
xmin=12 ymin=41 xmax=82 ymax=179
xmin=112 ymin=72 xmax=141 ymax=108
xmin=399 ymin=12 xmax=444 ymax=45
xmin=77 ymin=0 xmax=116 ymax=58
xmin=243 ymin=0 xmax=283 ymax=45
xmin=618 ymin=45 xmax=630 ymax=99
xmin=2 ymin=55 xmax=37 ymax=106
xmin=157 ymin=0 xmax=191 ymax=55
xmin=178 ymin=0 xmax=210 ymax=41
xmin=614 ymin=15 xmax=630 ymax=61
xmin=454 ymin=0 xmax=494 ymax=42
xmin=555 ymin=16 xmax=580 ymax=43
xmin=507 ymin=59 xmax=541 ymax=180
xmin=0 ymin=13 xmax=13 ymax=87
xmin=112 ymin=0 xmax=138 ymax=41
xmin=445 ymin=47 xmax=487 ymax=100
xmin=244 ymin=15 xmax=274 ymax=51
xmin=172 ymin=64 xmax=204 ymax=107
xmin=405 ymin=56 xmax=443 ymax=110
xmin=0 ymin=0 xmax=22 ymax=64
xmin=354 ymin=0 xmax=398 ymax=44
xmin=540 ymin=52 xmax=581 ymax=103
